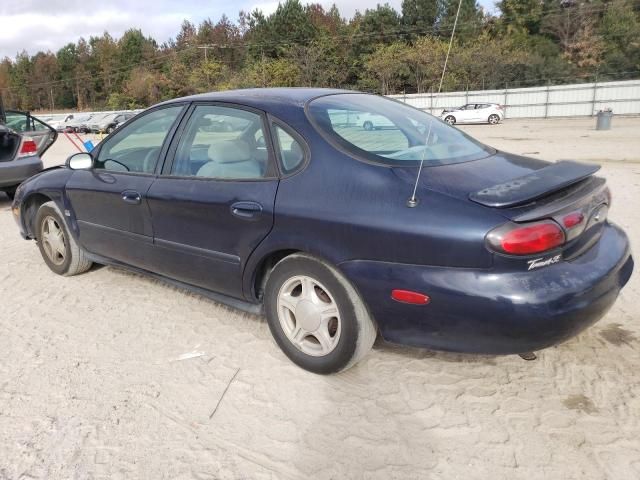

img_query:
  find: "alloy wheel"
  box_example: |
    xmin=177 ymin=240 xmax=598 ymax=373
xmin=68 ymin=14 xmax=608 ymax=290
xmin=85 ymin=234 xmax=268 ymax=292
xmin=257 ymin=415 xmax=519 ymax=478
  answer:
xmin=41 ymin=215 xmax=66 ymax=266
xmin=277 ymin=275 xmax=342 ymax=357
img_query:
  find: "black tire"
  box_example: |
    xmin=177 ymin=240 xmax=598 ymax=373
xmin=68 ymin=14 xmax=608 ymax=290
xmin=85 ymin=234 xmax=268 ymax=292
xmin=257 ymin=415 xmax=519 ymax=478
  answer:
xmin=35 ymin=201 xmax=92 ymax=276
xmin=264 ymin=253 xmax=377 ymax=374
xmin=488 ymin=114 xmax=500 ymax=125
xmin=444 ymin=115 xmax=456 ymax=125
xmin=106 ymin=126 xmax=115 ymax=134
xmin=363 ymin=121 xmax=374 ymax=131
xmin=3 ymin=187 xmax=16 ymax=200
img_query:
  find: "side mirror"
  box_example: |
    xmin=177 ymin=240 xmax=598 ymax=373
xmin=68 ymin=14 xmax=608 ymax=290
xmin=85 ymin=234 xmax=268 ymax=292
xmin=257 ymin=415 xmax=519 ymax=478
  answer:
xmin=66 ymin=152 xmax=93 ymax=170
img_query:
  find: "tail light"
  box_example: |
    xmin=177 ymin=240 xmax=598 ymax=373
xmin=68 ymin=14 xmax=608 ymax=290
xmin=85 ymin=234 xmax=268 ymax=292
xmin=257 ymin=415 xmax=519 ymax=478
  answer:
xmin=487 ymin=220 xmax=565 ymax=255
xmin=18 ymin=137 xmax=38 ymax=157
xmin=497 ymin=105 xmax=505 ymax=110
xmin=562 ymin=212 xmax=584 ymax=229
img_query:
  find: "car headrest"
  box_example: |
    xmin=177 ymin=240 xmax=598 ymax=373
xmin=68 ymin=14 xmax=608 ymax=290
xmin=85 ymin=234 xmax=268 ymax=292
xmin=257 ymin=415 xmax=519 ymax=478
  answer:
xmin=208 ymin=140 xmax=251 ymax=164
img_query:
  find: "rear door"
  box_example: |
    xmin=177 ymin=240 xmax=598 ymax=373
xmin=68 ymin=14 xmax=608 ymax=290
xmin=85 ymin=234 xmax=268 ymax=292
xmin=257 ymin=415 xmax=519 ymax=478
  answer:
xmin=5 ymin=110 xmax=57 ymax=156
xmin=145 ymin=103 xmax=279 ymax=298
xmin=66 ymin=104 xmax=186 ymax=268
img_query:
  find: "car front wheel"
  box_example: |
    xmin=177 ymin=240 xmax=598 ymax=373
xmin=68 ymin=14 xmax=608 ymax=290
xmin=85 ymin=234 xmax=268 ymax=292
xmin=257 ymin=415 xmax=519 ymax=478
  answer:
xmin=488 ymin=114 xmax=500 ymax=125
xmin=35 ymin=201 xmax=93 ymax=276
xmin=363 ymin=121 xmax=374 ymax=131
xmin=444 ymin=115 xmax=456 ymax=125
xmin=264 ymin=253 xmax=377 ymax=374
xmin=3 ymin=187 xmax=16 ymax=200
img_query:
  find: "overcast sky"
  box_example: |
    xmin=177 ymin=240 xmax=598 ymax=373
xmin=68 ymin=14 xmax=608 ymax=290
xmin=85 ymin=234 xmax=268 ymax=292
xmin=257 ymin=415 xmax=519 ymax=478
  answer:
xmin=0 ymin=0 xmax=497 ymax=60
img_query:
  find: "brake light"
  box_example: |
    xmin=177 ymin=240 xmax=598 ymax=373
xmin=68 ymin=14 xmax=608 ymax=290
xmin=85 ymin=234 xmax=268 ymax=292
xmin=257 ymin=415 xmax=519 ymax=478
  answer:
xmin=18 ymin=137 xmax=38 ymax=157
xmin=562 ymin=212 xmax=584 ymax=229
xmin=487 ymin=221 xmax=565 ymax=255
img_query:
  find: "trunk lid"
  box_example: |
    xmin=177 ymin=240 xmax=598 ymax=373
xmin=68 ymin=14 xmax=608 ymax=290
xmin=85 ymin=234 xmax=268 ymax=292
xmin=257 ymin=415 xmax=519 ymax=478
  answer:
xmin=394 ymin=152 xmax=610 ymax=258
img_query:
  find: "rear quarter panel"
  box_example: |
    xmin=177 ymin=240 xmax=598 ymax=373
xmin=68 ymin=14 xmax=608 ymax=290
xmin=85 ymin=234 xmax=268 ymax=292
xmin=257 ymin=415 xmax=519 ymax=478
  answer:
xmin=243 ymin=108 xmax=508 ymax=298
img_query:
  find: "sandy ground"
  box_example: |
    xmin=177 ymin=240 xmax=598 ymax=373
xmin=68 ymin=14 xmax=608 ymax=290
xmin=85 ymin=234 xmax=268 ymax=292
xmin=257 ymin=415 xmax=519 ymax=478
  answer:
xmin=1 ymin=117 xmax=639 ymax=479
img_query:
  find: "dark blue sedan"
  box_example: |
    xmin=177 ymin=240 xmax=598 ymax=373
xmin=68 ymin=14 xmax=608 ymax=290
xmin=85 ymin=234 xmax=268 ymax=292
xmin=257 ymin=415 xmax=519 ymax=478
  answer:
xmin=11 ymin=89 xmax=633 ymax=373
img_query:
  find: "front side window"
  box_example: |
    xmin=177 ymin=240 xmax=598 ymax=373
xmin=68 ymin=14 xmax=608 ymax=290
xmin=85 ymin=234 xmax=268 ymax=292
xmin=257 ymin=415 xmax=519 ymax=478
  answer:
xmin=171 ymin=105 xmax=270 ymax=179
xmin=95 ymin=106 xmax=183 ymax=173
xmin=307 ymin=94 xmax=493 ymax=166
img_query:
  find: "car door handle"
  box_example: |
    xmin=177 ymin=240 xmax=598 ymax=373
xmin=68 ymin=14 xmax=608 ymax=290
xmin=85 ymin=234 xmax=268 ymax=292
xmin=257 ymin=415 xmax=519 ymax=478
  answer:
xmin=231 ymin=201 xmax=263 ymax=220
xmin=121 ymin=190 xmax=142 ymax=205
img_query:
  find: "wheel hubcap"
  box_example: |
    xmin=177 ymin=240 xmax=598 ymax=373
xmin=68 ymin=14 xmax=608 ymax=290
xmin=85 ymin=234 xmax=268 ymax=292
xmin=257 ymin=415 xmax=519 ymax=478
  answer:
xmin=277 ymin=275 xmax=341 ymax=357
xmin=41 ymin=216 xmax=66 ymax=266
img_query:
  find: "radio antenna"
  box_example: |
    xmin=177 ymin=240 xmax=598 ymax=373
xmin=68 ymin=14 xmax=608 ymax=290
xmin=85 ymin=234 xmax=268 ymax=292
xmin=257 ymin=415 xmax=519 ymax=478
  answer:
xmin=407 ymin=0 xmax=463 ymax=208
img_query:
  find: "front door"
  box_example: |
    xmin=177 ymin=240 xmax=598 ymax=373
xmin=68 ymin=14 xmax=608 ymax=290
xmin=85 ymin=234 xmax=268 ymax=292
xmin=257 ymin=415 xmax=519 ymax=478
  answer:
xmin=145 ymin=103 xmax=279 ymax=298
xmin=66 ymin=105 xmax=185 ymax=268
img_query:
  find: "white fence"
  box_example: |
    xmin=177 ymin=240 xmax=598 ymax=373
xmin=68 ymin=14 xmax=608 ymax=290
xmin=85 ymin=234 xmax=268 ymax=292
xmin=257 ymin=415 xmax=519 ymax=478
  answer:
xmin=389 ymin=79 xmax=640 ymax=118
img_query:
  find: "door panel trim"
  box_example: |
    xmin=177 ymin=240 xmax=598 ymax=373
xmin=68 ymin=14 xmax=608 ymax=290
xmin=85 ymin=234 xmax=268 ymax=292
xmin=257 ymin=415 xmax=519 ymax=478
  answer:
xmin=77 ymin=220 xmax=153 ymax=243
xmin=154 ymin=237 xmax=241 ymax=265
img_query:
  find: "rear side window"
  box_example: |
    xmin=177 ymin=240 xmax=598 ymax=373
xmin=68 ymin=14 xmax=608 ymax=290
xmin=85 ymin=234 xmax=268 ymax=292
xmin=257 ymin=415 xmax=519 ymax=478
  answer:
xmin=307 ymin=93 xmax=493 ymax=166
xmin=273 ymin=125 xmax=305 ymax=174
xmin=171 ymin=105 xmax=270 ymax=179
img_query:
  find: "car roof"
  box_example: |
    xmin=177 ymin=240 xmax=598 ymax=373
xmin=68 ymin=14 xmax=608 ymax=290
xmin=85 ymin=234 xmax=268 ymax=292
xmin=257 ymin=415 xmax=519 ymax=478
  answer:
xmin=159 ymin=88 xmax=356 ymax=110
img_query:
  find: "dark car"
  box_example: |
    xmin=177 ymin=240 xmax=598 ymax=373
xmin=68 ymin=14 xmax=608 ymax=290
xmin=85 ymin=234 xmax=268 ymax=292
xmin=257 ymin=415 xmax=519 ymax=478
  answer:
xmin=11 ymin=89 xmax=633 ymax=374
xmin=0 ymin=100 xmax=57 ymax=199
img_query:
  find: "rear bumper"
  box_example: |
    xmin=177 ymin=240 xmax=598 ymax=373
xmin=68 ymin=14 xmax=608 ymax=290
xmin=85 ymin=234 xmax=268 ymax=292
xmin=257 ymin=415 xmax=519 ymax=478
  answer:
xmin=339 ymin=222 xmax=633 ymax=354
xmin=0 ymin=156 xmax=43 ymax=188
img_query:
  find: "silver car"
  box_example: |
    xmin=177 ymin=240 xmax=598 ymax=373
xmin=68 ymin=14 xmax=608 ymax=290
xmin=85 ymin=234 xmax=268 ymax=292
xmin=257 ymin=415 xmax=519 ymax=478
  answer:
xmin=1 ymin=106 xmax=57 ymax=199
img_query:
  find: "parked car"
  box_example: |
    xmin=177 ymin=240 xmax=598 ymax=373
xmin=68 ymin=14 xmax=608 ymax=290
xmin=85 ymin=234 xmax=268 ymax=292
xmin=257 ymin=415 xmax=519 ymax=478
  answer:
xmin=11 ymin=89 xmax=633 ymax=374
xmin=48 ymin=114 xmax=76 ymax=132
xmin=90 ymin=112 xmax=135 ymax=134
xmin=0 ymin=103 xmax=57 ymax=199
xmin=66 ymin=114 xmax=95 ymax=134
xmin=359 ymin=112 xmax=396 ymax=130
xmin=440 ymin=103 xmax=504 ymax=125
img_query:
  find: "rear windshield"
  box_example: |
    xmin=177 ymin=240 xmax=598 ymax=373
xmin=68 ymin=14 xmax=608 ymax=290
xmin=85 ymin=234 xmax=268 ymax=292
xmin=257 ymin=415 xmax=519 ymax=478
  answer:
xmin=307 ymin=93 xmax=494 ymax=166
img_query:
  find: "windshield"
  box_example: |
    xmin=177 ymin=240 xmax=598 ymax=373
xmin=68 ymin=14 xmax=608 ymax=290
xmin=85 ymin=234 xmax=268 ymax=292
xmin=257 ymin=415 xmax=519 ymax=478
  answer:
xmin=307 ymin=93 xmax=494 ymax=166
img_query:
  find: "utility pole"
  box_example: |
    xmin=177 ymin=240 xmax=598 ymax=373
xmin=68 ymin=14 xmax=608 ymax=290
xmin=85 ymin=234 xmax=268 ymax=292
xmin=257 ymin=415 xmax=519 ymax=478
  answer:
xmin=197 ymin=45 xmax=216 ymax=88
xmin=197 ymin=45 xmax=214 ymax=62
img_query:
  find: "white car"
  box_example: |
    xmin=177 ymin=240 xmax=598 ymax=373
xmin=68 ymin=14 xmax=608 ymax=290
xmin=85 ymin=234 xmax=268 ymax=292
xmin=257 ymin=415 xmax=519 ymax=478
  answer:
xmin=440 ymin=103 xmax=504 ymax=125
xmin=359 ymin=113 xmax=396 ymax=130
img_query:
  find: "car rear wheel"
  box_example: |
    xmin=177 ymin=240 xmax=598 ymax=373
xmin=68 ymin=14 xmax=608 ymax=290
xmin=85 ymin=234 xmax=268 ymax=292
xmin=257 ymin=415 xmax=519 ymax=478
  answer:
xmin=264 ymin=253 xmax=377 ymax=374
xmin=363 ymin=121 xmax=374 ymax=131
xmin=444 ymin=115 xmax=456 ymax=125
xmin=488 ymin=114 xmax=500 ymax=125
xmin=35 ymin=201 xmax=93 ymax=276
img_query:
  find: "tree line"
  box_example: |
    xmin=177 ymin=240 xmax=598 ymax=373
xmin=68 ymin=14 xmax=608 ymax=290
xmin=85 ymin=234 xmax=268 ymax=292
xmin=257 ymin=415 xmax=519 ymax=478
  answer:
xmin=1 ymin=0 xmax=639 ymax=111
